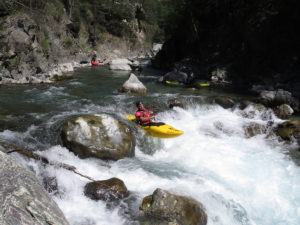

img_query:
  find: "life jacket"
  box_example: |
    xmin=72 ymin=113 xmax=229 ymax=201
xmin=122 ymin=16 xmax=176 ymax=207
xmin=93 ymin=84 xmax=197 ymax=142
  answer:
xmin=135 ymin=109 xmax=151 ymax=124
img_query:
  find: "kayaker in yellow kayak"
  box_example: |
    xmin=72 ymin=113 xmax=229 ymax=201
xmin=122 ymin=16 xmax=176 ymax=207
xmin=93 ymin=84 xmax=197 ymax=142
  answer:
xmin=135 ymin=101 xmax=162 ymax=126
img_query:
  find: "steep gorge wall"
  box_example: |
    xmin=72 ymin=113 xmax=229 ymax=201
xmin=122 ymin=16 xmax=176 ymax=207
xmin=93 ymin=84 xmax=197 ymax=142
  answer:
xmin=0 ymin=0 xmax=159 ymax=84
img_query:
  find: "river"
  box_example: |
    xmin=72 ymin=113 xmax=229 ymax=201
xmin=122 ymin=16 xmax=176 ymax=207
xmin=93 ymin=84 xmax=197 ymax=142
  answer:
xmin=0 ymin=65 xmax=300 ymax=225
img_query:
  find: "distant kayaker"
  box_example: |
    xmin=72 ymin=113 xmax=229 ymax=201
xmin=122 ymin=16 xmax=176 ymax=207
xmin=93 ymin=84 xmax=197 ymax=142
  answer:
xmin=135 ymin=101 xmax=155 ymax=125
xmin=91 ymin=54 xmax=97 ymax=63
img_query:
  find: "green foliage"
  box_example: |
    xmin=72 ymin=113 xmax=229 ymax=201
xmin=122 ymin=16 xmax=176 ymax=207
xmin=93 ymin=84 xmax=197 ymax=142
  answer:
xmin=45 ymin=0 xmax=64 ymax=21
xmin=63 ymin=36 xmax=73 ymax=48
xmin=41 ymin=39 xmax=50 ymax=54
xmin=9 ymin=55 xmax=21 ymax=68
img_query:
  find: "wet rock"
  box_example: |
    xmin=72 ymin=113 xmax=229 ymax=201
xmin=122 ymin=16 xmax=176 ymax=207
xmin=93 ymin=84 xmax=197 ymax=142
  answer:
xmin=42 ymin=176 xmax=59 ymax=195
xmin=61 ymin=114 xmax=135 ymax=160
xmin=168 ymin=98 xmax=186 ymax=109
xmin=238 ymin=100 xmax=253 ymax=110
xmin=140 ymin=188 xmax=207 ymax=225
xmin=275 ymin=104 xmax=294 ymax=119
xmin=163 ymin=70 xmax=188 ymax=84
xmin=119 ymin=73 xmax=147 ymax=94
xmin=84 ymin=177 xmax=129 ymax=201
xmin=0 ymin=151 xmax=70 ymax=225
xmin=259 ymin=89 xmax=299 ymax=112
xmin=276 ymin=120 xmax=300 ymax=145
xmin=244 ymin=122 xmax=266 ymax=138
xmin=212 ymin=96 xmax=235 ymax=109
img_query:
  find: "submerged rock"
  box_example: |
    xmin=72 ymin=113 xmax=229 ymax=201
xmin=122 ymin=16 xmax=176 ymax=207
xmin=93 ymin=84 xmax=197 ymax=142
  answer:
xmin=140 ymin=188 xmax=207 ymax=225
xmin=168 ymin=98 xmax=186 ymax=109
xmin=243 ymin=122 xmax=266 ymax=138
xmin=119 ymin=73 xmax=147 ymax=94
xmin=212 ymin=96 xmax=235 ymax=109
xmin=84 ymin=177 xmax=129 ymax=201
xmin=0 ymin=151 xmax=70 ymax=225
xmin=61 ymin=114 xmax=135 ymax=160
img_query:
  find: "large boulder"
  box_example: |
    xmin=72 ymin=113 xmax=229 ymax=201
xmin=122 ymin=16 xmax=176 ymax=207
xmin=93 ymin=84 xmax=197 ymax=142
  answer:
xmin=140 ymin=188 xmax=207 ymax=225
xmin=0 ymin=151 xmax=70 ymax=225
xmin=119 ymin=73 xmax=147 ymax=94
xmin=61 ymin=114 xmax=135 ymax=160
xmin=109 ymin=58 xmax=132 ymax=71
xmin=84 ymin=177 xmax=129 ymax=201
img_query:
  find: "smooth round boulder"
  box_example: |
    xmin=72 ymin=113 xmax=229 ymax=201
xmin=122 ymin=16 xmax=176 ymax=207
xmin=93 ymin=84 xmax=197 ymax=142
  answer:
xmin=84 ymin=177 xmax=129 ymax=201
xmin=61 ymin=114 xmax=135 ymax=160
xmin=0 ymin=151 xmax=70 ymax=225
xmin=140 ymin=188 xmax=207 ymax=225
xmin=119 ymin=73 xmax=147 ymax=94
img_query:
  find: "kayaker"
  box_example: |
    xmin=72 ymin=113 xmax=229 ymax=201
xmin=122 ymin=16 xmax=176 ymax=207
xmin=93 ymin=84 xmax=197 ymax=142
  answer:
xmin=91 ymin=54 xmax=97 ymax=63
xmin=135 ymin=101 xmax=155 ymax=125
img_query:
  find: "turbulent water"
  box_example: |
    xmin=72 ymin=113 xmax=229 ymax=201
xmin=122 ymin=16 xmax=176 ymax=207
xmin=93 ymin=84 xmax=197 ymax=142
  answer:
xmin=1 ymin=66 xmax=300 ymax=225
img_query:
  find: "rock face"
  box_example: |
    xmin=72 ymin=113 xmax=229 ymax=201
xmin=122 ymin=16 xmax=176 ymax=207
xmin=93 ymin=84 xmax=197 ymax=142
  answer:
xmin=0 ymin=151 xmax=70 ymax=225
xmin=119 ymin=73 xmax=147 ymax=94
xmin=61 ymin=114 xmax=135 ymax=160
xmin=140 ymin=188 xmax=207 ymax=225
xmin=84 ymin=178 xmax=129 ymax=201
xmin=0 ymin=14 xmax=88 ymax=84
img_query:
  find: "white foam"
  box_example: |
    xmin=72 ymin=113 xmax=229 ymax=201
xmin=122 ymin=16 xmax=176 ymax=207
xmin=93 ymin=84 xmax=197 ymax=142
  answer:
xmin=15 ymin=104 xmax=300 ymax=225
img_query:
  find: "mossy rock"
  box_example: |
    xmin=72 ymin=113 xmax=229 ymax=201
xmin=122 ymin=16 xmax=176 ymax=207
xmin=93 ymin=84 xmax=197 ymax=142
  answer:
xmin=276 ymin=120 xmax=300 ymax=140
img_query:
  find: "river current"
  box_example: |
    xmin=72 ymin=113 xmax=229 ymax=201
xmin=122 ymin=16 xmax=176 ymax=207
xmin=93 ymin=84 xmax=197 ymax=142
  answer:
xmin=0 ymin=65 xmax=300 ymax=225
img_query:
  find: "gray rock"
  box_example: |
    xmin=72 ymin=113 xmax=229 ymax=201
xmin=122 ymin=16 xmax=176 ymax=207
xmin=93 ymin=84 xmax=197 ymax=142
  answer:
xmin=243 ymin=122 xmax=266 ymax=138
xmin=259 ymin=89 xmax=299 ymax=112
xmin=109 ymin=58 xmax=132 ymax=71
xmin=61 ymin=114 xmax=135 ymax=160
xmin=119 ymin=73 xmax=147 ymax=94
xmin=84 ymin=177 xmax=129 ymax=201
xmin=275 ymin=104 xmax=294 ymax=119
xmin=140 ymin=188 xmax=207 ymax=225
xmin=0 ymin=151 xmax=69 ymax=225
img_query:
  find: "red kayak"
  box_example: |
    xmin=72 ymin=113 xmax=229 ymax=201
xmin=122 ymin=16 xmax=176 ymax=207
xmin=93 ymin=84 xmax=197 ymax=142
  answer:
xmin=91 ymin=62 xmax=103 ymax=66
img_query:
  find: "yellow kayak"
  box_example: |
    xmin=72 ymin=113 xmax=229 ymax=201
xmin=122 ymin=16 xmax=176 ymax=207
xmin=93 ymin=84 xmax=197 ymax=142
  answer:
xmin=127 ymin=115 xmax=184 ymax=138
